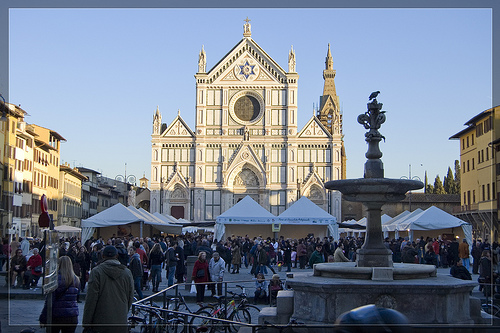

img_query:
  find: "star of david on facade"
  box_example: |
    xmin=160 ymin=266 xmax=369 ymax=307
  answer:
xmin=238 ymin=61 xmax=256 ymax=80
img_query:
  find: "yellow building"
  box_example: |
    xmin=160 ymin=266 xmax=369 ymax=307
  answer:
xmin=0 ymin=101 xmax=34 ymax=238
xmin=31 ymin=124 xmax=65 ymax=232
xmin=59 ymin=163 xmax=87 ymax=227
xmin=450 ymin=105 xmax=500 ymax=242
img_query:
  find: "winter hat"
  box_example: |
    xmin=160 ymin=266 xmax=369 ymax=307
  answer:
xmin=102 ymin=245 xmax=118 ymax=258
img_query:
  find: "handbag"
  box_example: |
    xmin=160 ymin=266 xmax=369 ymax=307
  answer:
xmin=34 ymin=266 xmax=43 ymax=273
xmin=190 ymin=281 xmax=196 ymax=294
xmin=196 ymin=268 xmax=205 ymax=278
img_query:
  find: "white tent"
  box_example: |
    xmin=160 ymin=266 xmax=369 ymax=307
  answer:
xmin=277 ymin=196 xmax=338 ymax=239
xmin=82 ymin=203 xmax=182 ymax=243
xmin=153 ymin=212 xmax=180 ymax=224
xmin=215 ymin=196 xmax=276 ymax=241
xmin=396 ymin=206 xmax=472 ymax=248
xmin=54 ymin=225 xmax=82 ymax=233
xmin=382 ymin=209 xmax=424 ymax=239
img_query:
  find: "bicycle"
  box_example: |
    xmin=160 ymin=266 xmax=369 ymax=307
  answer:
xmin=194 ymin=285 xmax=261 ymax=332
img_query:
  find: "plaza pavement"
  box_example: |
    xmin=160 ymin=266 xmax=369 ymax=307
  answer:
xmin=0 ymin=265 xmax=488 ymax=333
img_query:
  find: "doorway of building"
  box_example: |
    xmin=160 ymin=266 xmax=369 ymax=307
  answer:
xmin=171 ymin=206 xmax=185 ymax=219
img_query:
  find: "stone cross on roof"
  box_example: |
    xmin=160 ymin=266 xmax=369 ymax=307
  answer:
xmin=243 ymin=17 xmax=252 ymax=37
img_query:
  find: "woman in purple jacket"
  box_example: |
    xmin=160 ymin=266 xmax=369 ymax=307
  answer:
xmin=39 ymin=255 xmax=80 ymax=333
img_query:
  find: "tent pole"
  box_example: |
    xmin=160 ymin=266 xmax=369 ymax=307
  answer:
xmin=140 ymin=221 xmax=143 ymax=238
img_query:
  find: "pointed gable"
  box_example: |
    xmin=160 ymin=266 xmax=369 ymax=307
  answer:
xmin=226 ymin=143 xmax=266 ymax=183
xmin=207 ymin=38 xmax=287 ymax=85
xmin=162 ymin=114 xmax=194 ymax=138
xmin=298 ymin=116 xmax=332 ymax=138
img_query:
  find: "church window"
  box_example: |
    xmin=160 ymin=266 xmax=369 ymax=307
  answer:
xmin=207 ymin=109 xmax=221 ymax=125
xmin=311 ymin=150 xmax=317 ymax=162
xmin=290 ymin=109 xmax=295 ymax=124
xmin=325 ymin=166 xmax=331 ymax=181
xmin=234 ymin=95 xmax=260 ymax=122
xmin=336 ymin=150 xmax=340 ymax=162
xmin=153 ymin=167 xmax=158 ymax=181
xmin=289 ymin=167 xmax=295 ymax=183
xmin=317 ymin=150 xmax=324 ymax=163
xmin=199 ymin=110 xmax=204 ymax=124
xmin=270 ymin=190 xmax=286 ymax=215
xmin=304 ymin=150 xmax=310 ymax=163
xmin=197 ymin=167 xmax=202 ymax=182
xmin=326 ymin=150 xmax=331 ymax=163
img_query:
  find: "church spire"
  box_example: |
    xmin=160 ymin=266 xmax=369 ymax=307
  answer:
xmin=153 ymin=106 xmax=162 ymax=135
xmin=325 ymin=43 xmax=333 ymax=70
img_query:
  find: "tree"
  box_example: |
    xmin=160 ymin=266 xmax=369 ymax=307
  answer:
xmin=453 ymin=159 xmax=461 ymax=194
xmin=443 ymin=167 xmax=455 ymax=194
xmin=426 ymin=183 xmax=434 ymax=193
xmin=434 ymin=175 xmax=446 ymax=194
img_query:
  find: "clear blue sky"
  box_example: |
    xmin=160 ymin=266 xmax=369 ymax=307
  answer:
xmin=8 ymin=8 xmax=492 ymax=186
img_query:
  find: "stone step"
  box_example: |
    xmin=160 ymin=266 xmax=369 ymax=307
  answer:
xmin=276 ymin=290 xmax=294 ymax=316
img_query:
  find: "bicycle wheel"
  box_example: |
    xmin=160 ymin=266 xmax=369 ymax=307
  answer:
xmin=229 ymin=308 xmax=251 ymax=332
xmin=483 ymin=304 xmax=500 ymax=317
xmin=189 ymin=310 xmax=212 ymax=333
xmin=242 ymin=305 xmax=261 ymax=324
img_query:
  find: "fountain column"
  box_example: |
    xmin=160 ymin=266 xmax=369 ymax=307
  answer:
xmin=326 ymin=94 xmax=423 ymax=268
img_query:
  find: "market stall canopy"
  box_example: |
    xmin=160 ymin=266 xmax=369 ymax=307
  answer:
xmin=81 ymin=203 xmax=182 ymax=242
xmin=153 ymin=212 xmax=180 ymax=224
xmin=382 ymin=209 xmax=423 ymax=232
xmin=397 ymin=206 xmax=468 ymax=231
xmin=278 ymin=196 xmax=338 ymax=239
xmin=54 ymin=225 xmax=81 ymax=233
xmin=215 ymin=196 xmax=276 ymax=241
xmin=217 ymin=196 xmax=276 ymax=224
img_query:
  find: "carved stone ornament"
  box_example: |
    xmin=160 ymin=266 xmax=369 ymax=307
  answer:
xmin=234 ymin=168 xmax=259 ymax=187
xmin=234 ymin=59 xmax=259 ymax=81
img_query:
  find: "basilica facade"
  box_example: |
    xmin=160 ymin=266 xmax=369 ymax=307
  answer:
xmin=150 ymin=21 xmax=345 ymax=224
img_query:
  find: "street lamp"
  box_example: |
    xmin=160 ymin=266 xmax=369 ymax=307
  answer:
xmin=401 ymin=164 xmax=422 ymax=211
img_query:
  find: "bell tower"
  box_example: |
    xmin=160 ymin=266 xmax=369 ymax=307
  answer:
xmin=316 ymin=44 xmax=346 ymax=179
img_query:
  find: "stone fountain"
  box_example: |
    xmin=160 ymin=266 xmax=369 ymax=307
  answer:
xmin=284 ymin=93 xmax=480 ymax=328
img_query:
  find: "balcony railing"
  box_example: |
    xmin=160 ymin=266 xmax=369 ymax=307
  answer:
xmin=453 ymin=203 xmax=479 ymax=213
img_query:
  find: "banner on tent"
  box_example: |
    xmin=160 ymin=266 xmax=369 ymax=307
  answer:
xmin=278 ymin=217 xmax=334 ymax=224
xmin=218 ymin=217 xmax=276 ymax=224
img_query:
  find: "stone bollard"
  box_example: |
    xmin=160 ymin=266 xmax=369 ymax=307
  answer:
xmin=184 ymin=255 xmax=198 ymax=291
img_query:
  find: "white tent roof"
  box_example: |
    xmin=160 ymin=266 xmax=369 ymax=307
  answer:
xmin=398 ymin=205 xmax=468 ymax=231
xmin=82 ymin=203 xmax=182 ymax=234
xmin=278 ymin=196 xmax=336 ymax=224
xmin=382 ymin=209 xmax=423 ymax=232
xmin=54 ymin=225 xmax=81 ymax=233
xmin=217 ymin=196 xmax=276 ymax=224
xmin=153 ymin=212 xmax=180 ymax=224
xmin=278 ymin=196 xmax=336 ymax=223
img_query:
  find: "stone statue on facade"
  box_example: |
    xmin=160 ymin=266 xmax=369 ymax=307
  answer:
xmin=288 ymin=46 xmax=296 ymax=73
xmin=198 ymin=45 xmax=206 ymax=73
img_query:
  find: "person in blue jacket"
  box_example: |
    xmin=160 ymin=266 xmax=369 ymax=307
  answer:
xmin=39 ymin=255 xmax=80 ymax=333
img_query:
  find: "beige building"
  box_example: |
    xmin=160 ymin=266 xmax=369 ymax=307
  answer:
xmin=450 ymin=105 xmax=500 ymax=242
xmin=59 ymin=163 xmax=87 ymax=227
xmin=31 ymin=124 xmax=65 ymax=233
xmin=150 ymin=21 xmax=344 ymax=224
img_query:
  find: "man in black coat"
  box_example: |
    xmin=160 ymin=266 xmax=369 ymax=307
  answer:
xmin=448 ymin=238 xmax=459 ymax=267
xmin=471 ymin=240 xmax=482 ymax=274
xmin=450 ymin=259 xmax=472 ymax=280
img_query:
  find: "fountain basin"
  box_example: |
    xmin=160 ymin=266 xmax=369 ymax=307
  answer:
xmin=313 ymin=262 xmax=437 ymax=280
xmin=325 ymin=178 xmax=423 ymax=202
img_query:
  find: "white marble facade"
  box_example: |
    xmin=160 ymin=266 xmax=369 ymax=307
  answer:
xmin=150 ymin=20 xmax=343 ymax=223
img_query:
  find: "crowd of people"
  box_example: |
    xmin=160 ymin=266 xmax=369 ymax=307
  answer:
xmin=2 ymin=232 xmax=500 ymax=331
